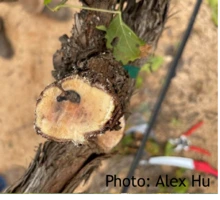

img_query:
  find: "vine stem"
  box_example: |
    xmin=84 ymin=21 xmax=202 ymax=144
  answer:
xmin=47 ymin=4 xmax=121 ymax=14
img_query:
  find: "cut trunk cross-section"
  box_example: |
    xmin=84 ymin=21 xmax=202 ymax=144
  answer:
xmin=35 ymin=75 xmax=116 ymax=144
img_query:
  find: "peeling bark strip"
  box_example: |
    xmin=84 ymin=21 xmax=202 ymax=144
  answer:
xmin=5 ymin=0 xmax=169 ymax=193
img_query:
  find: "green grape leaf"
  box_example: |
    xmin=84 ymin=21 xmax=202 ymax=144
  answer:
xmin=170 ymin=117 xmax=181 ymax=126
xmin=164 ymin=141 xmax=174 ymax=156
xmin=212 ymin=8 xmax=220 ymax=26
xmin=141 ymin=56 xmax=164 ymax=73
xmin=146 ymin=139 xmax=161 ymax=156
xmin=135 ymin=76 xmax=143 ymax=88
xmin=44 ymin=0 xmax=52 ymax=6
xmin=175 ymin=168 xmax=186 ymax=178
xmin=208 ymin=0 xmax=219 ymax=7
xmin=173 ymin=179 xmax=189 ymax=193
xmin=100 ymin=14 xmax=145 ymax=65
xmin=121 ymin=134 xmax=133 ymax=146
xmin=207 ymin=0 xmax=218 ymax=26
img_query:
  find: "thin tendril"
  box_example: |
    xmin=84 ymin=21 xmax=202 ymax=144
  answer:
xmin=47 ymin=4 xmax=121 ymax=14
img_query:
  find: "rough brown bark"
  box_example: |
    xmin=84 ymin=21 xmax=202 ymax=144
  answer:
xmin=4 ymin=0 xmax=169 ymax=193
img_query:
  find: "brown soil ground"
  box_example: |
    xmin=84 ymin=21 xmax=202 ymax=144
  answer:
xmin=0 ymin=0 xmax=218 ymax=194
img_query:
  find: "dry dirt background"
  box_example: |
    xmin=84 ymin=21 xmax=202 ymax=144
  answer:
xmin=0 ymin=0 xmax=218 ymax=194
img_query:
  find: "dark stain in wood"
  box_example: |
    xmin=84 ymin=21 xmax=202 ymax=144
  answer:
xmin=56 ymin=90 xmax=81 ymax=104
